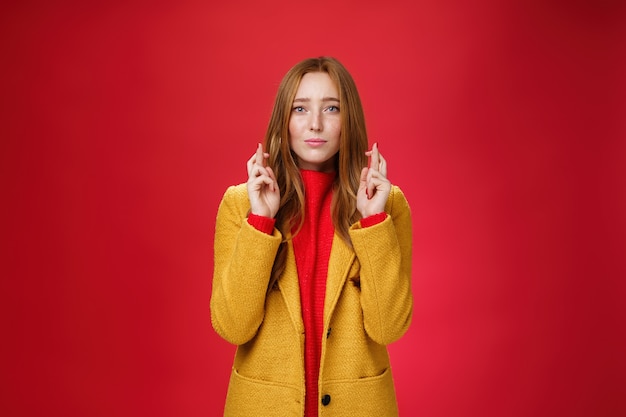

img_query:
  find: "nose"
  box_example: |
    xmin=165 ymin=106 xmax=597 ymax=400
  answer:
xmin=309 ymin=112 xmax=322 ymax=132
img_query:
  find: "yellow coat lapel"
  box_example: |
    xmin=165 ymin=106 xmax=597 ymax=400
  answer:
xmin=324 ymin=234 xmax=356 ymax=324
xmin=277 ymin=234 xmax=357 ymax=334
xmin=277 ymin=241 xmax=304 ymax=334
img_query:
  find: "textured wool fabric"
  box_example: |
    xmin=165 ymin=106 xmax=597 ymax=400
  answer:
xmin=248 ymin=171 xmax=387 ymax=417
xmin=247 ymin=212 xmax=276 ymax=234
xmin=359 ymin=211 xmax=387 ymax=228
xmin=211 ymin=182 xmax=412 ymax=417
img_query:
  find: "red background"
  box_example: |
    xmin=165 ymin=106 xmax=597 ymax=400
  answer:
xmin=1 ymin=1 xmax=625 ymax=416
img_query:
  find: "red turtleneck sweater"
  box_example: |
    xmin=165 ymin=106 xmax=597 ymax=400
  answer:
xmin=247 ymin=171 xmax=386 ymax=416
xmin=292 ymin=170 xmax=335 ymax=417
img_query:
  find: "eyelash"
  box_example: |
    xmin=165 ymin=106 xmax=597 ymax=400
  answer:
xmin=292 ymin=105 xmax=340 ymax=112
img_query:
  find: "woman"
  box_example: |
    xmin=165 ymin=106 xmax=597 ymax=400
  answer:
xmin=211 ymin=56 xmax=412 ymax=417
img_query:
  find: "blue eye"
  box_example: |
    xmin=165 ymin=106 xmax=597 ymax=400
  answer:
xmin=293 ymin=106 xmax=305 ymax=112
xmin=327 ymin=105 xmax=339 ymax=112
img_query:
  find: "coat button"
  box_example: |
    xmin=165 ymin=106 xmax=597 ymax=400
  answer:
xmin=321 ymin=394 xmax=331 ymax=406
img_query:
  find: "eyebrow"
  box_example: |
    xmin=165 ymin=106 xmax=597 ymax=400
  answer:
xmin=293 ymin=97 xmax=340 ymax=103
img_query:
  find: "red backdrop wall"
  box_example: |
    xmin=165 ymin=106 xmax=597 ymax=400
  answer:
xmin=1 ymin=1 xmax=625 ymax=416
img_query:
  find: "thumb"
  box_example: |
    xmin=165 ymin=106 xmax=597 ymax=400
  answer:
xmin=359 ymin=167 xmax=370 ymax=198
xmin=359 ymin=167 xmax=368 ymax=185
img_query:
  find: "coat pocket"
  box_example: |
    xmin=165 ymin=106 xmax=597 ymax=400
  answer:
xmin=224 ymin=368 xmax=302 ymax=417
xmin=320 ymin=367 xmax=398 ymax=417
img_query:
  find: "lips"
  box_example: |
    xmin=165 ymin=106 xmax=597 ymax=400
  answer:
xmin=304 ymin=138 xmax=327 ymax=146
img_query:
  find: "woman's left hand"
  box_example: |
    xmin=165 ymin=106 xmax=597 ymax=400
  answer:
xmin=357 ymin=143 xmax=391 ymax=218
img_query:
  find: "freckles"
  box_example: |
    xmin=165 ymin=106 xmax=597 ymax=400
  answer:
xmin=288 ymin=120 xmax=299 ymax=136
xmin=289 ymin=119 xmax=306 ymax=133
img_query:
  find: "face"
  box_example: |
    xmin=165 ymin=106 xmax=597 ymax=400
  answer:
xmin=288 ymin=72 xmax=341 ymax=172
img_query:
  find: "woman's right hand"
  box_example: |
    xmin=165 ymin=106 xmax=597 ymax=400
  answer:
xmin=246 ymin=143 xmax=280 ymax=218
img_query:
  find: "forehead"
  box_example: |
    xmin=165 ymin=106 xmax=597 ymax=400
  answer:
xmin=294 ymin=72 xmax=338 ymax=97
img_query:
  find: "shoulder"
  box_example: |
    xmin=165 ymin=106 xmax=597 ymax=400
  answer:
xmin=217 ymin=183 xmax=250 ymax=218
xmin=385 ymin=185 xmax=411 ymax=215
xmin=222 ymin=183 xmax=248 ymax=201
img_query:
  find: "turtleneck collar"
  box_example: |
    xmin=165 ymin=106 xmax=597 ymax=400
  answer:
xmin=300 ymin=169 xmax=336 ymax=196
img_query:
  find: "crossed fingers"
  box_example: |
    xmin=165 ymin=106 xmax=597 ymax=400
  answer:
xmin=364 ymin=142 xmax=388 ymax=199
xmin=247 ymin=143 xmax=276 ymax=192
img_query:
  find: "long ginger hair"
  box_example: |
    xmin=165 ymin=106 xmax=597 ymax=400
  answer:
xmin=264 ymin=57 xmax=369 ymax=290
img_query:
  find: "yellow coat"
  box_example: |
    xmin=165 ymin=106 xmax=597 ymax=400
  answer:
xmin=211 ymin=183 xmax=413 ymax=417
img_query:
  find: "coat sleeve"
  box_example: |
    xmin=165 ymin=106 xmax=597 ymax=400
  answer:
xmin=348 ymin=185 xmax=413 ymax=345
xmin=210 ymin=185 xmax=282 ymax=345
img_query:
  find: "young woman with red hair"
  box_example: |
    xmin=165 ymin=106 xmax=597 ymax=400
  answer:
xmin=211 ymin=56 xmax=413 ymax=417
